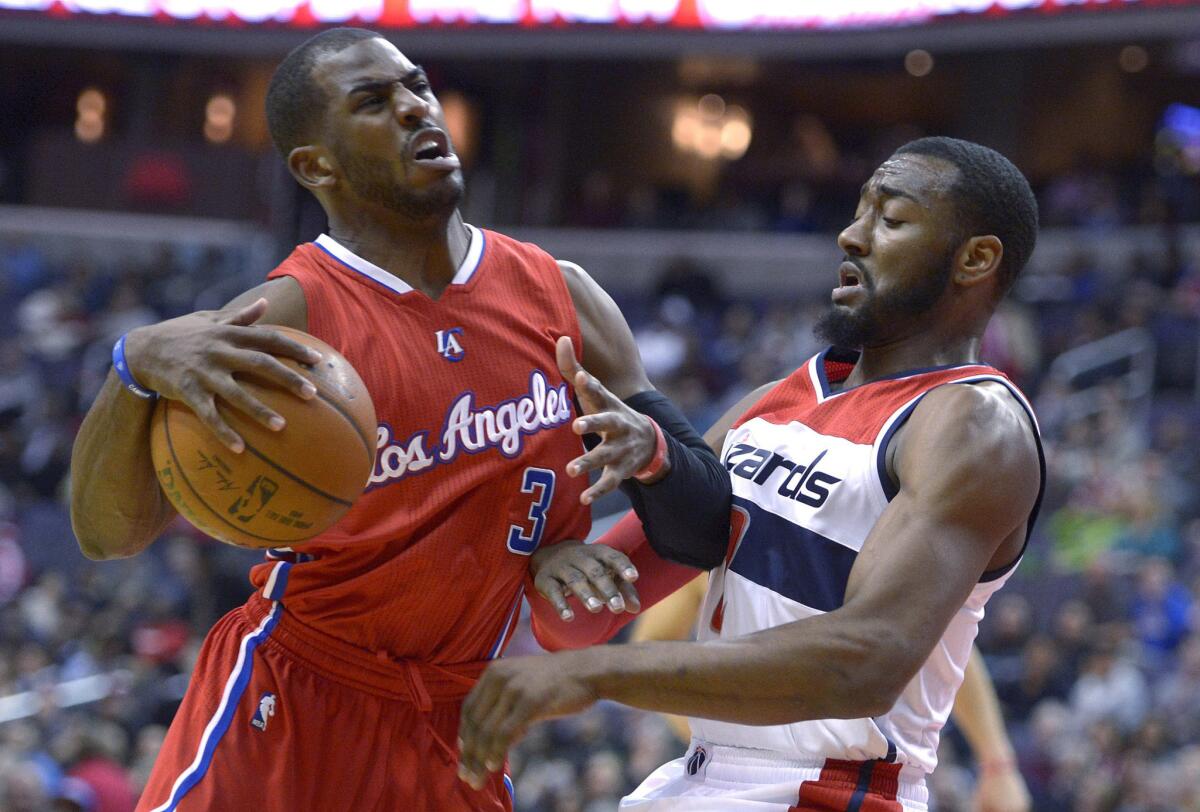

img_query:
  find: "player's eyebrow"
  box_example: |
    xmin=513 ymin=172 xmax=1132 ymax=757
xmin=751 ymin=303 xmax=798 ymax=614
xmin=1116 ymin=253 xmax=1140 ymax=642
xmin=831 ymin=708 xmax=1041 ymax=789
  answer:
xmin=860 ymin=181 xmax=928 ymax=208
xmin=348 ymin=67 xmax=428 ymax=97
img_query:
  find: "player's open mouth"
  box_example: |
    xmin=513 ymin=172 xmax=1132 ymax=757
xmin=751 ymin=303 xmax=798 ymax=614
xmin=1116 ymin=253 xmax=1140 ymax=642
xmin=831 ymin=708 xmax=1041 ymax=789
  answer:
xmin=832 ymin=261 xmax=866 ymax=304
xmin=407 ymin=129 xmax=461 ymax=171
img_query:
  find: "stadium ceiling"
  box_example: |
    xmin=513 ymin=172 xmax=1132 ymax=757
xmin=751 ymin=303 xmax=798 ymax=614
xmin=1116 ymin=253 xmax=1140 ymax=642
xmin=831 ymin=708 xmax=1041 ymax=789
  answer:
xmin=1 ymin=6 xmax=1200 ymax=59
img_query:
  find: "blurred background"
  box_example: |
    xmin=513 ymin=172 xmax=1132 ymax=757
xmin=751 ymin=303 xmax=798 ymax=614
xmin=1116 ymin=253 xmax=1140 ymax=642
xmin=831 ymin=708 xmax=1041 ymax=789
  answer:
xmin=3 ymin=1 xmax=1200 ymax=810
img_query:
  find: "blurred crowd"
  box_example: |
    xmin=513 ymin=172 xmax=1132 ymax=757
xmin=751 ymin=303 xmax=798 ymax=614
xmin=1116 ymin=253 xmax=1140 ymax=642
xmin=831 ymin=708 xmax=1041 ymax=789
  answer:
xmin=0 ymin=202 xmax=1198 ymax=811
xmin=562 ymin=120 xmax=1200 ymax=235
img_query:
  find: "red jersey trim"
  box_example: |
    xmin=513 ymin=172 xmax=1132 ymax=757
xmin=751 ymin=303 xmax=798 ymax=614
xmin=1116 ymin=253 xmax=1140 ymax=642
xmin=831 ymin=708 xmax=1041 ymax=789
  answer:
xmin=736 ymin=348 xmax=1006 ymax=446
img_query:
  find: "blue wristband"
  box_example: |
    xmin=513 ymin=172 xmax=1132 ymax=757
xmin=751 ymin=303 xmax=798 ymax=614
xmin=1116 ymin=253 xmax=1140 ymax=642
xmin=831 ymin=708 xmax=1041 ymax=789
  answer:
xmin=112 ymin=333 xmax=157 ymax=399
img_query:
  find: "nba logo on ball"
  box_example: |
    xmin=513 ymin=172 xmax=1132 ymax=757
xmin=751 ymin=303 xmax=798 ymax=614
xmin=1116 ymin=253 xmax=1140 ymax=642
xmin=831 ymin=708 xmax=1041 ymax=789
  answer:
xmin=251 ymin=692 xmax=276 ymax=732
xmin=436 ymin=328 xmax=465 ymax=362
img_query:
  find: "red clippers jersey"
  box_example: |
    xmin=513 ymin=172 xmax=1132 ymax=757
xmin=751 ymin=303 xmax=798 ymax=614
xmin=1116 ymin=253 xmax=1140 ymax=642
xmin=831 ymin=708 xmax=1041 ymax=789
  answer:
xmin=249 ymin=225 xmax=590 ymax=664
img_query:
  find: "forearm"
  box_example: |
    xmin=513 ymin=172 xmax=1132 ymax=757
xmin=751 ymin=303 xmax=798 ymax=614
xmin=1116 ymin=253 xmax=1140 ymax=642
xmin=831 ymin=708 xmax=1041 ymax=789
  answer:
xmin=577 ymin=613 xmax=899 ymax=725
xmin=953 ymin=648 xmax=1017 ymax=766
xmin=70 ymin=371 xmax=174 ymax=559
xmin=621 ymin=392 xmax=731 ymax=570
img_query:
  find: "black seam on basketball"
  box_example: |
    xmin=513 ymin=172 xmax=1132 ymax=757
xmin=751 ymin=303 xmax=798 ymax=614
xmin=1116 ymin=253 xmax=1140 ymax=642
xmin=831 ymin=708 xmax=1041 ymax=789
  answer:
xmin=238 ymin=440 xmax=355 ymax=507
xmin=163 ymin=403 xmax=290 ymax=544
xmin=311 ymin=388 xmax=375 ymax=468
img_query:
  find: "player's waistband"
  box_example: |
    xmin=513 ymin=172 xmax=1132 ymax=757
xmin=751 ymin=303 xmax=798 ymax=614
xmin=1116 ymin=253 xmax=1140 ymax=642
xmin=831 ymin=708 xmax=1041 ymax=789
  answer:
xmin=687 ymin=740 xmax=929 ymax=808
xmin=242 ymin=592 xmax=486 ymax=708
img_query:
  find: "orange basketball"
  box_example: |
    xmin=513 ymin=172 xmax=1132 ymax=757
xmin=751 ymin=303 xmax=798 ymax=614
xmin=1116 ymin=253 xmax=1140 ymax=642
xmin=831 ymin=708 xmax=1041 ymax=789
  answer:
xmin=149 ymin=326 xmax=376 ymax=549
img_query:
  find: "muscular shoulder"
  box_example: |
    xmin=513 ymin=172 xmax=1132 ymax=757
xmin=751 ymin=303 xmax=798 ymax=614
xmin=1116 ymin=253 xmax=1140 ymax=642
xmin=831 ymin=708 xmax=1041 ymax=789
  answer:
xmin=557 ymin=260 xmax=598 ymax=314
xmin=895 ymin=382 xmax=1040 ymax=525
xmin=224 ymin=276 xmax=308 ymax=332
xmin=555 ymin=260 xmax=651 ymax=399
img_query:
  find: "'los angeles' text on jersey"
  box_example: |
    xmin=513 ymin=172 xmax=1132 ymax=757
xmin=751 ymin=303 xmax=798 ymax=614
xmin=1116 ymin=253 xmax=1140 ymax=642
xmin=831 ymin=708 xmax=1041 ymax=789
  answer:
xmin=369 ymin=370 xmax=572 ymax=488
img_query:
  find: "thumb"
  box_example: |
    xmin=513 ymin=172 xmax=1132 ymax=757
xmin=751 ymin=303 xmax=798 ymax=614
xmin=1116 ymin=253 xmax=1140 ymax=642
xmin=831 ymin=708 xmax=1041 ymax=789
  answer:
xmin=556 ymin=336 xmax=582 ymax=384
xmin=224 ymin=297 xmax=269 ymax=326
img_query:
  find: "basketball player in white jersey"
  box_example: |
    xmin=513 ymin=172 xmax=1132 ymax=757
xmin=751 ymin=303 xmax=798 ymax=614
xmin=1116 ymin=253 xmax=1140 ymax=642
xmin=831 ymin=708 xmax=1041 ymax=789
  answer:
xmin=456 ymin=137 xmax=1043 ymax=812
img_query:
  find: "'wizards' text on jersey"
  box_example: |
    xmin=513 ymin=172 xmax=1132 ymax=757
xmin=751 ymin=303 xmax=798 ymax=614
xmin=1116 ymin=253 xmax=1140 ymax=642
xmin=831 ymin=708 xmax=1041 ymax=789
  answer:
xmin=248 ymin=226 xmax=590 ymax=666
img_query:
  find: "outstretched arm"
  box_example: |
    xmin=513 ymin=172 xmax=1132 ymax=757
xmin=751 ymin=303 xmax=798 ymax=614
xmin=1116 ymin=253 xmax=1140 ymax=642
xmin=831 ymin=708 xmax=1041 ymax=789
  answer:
xmin=458 ymin=382 xmax=1041 ymax=786
xmin=70 ymin=280 xmax=313 ymax=560
xmin=526 ymin=381 xmax=776 ymax=649
xmin=628 ymin=574 xmax=709 ymax=741
xmin=954 ymin=647 xmax=1031 ymax=812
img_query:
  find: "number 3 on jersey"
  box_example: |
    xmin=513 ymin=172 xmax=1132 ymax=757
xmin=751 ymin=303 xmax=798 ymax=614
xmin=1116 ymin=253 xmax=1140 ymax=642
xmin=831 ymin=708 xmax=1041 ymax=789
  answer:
xmin=507 ymin=467 xmax=556 ymax=555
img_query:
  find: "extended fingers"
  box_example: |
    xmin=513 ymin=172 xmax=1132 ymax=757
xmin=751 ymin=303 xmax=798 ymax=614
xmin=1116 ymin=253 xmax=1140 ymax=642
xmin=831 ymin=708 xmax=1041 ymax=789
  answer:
xmin=177 ymin=380 xmax=244 ymax=453
xmin=222 ymin=348 xmax=318 ymax=401
xmin=580 ymin=469 xmax=623 ymax=505
xmin=594 ymin=545 xmax=639 ymax=582
xmin=533 ymin=570 xmax=574 ymax=621
xmin=592 ymin=547 xmax=641 ymax=612
xmin=576 ymin=557 xmax=626 ymax=613
xmin=221 ymin=320 xmax=323 ymax=366
xmin=566 ymin=443 xmax=622 ymax=478
xmin=208 ymin=373 xmax=289 ymax=433
xmin=560 ymin=567 xmax=604 ymax=613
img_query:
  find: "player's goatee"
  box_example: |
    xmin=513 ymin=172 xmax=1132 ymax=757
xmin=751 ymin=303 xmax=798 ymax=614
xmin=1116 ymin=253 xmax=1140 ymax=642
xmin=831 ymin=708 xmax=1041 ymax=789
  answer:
xmin=815 ymin=253 xmax=954 ymax=349
xmin=337 ymin=149 xmax=464 ymax=221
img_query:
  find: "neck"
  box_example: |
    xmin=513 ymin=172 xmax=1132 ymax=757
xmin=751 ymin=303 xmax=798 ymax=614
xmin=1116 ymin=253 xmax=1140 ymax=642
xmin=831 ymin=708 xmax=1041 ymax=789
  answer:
xmin=326 ymin=207 xmax=470 ymax=298
xmin=840 ymin=321 xmax=983 ymax=389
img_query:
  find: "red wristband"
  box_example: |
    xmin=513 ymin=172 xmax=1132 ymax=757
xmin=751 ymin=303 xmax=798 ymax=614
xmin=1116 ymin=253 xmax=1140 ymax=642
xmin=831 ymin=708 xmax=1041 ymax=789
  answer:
xmin=633 ymin=418 xmax=669 ymax=483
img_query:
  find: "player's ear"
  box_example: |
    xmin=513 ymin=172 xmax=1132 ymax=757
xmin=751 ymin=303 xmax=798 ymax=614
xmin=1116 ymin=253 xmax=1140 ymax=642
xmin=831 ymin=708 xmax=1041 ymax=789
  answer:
xmin=954 ymin=235 xmax=1003 ymax=289
xmin=288 ymin=145 xmax=337 ymax=190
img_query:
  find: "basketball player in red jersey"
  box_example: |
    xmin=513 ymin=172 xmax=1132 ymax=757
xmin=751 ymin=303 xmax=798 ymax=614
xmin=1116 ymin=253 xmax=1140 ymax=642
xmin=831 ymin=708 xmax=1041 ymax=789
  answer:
xmin=69 ymin=28 xmax=729 ymax=812
xmin=458 ymin=139 xmax=1043 ymax=811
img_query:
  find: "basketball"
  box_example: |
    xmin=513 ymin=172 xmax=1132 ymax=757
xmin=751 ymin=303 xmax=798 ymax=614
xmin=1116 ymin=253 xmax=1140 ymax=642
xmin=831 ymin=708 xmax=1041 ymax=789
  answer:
xmin=149 ymin=326 xmax=377 ymax=549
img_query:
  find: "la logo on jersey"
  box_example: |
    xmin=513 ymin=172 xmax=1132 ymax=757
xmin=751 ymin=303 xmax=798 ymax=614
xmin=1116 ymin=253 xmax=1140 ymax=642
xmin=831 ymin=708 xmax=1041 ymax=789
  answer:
xmin=250 ymin=692 xmax=276 ymax=731
xmin=436 ymin=328 xmax=465 ymax=362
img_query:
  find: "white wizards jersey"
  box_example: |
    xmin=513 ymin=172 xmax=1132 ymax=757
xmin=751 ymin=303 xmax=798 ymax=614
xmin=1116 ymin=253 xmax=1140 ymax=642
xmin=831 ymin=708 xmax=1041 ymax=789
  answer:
xmin=690 ymin=347 xmax=1044 ymax=783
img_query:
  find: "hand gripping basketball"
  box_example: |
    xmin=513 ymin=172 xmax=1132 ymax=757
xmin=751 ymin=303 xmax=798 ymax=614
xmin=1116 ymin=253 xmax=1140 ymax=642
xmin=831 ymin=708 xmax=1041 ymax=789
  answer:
xmin=124 ymin=298 xmax=323 ymax=453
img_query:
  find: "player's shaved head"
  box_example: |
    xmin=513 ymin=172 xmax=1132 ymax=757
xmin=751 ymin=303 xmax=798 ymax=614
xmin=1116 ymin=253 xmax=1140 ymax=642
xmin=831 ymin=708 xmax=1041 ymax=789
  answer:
xmin=266 ymin=27 xmax=385 ymax=157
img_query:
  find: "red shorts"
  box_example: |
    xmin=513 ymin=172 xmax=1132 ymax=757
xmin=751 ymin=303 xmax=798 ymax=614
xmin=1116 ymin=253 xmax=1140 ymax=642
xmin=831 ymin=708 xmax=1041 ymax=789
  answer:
xmin=137 ymin=594 xmax=512 ymax=812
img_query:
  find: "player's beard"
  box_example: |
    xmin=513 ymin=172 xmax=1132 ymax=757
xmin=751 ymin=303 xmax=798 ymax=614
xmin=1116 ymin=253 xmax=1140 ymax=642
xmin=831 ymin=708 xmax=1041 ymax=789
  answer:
xmin=336 ymin=148 xmax=464 ymax=223
xmin=814 ymin=249 xmax=955 ymax=349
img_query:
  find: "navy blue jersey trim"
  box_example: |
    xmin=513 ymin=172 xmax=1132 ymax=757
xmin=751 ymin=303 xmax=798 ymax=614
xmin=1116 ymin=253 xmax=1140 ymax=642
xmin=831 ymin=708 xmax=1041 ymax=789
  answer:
xmin=845 ymin=760 xmax=876 ymax=812
xmin=874 ymin=396 xmax=928 ymax=502
xmin=728 ymin=496 xmax=857 ymax=612
xmin=814 ymin=346 xmax=994 ymax=400
xmin=978 ymin=380 xmax=1046 ymax=583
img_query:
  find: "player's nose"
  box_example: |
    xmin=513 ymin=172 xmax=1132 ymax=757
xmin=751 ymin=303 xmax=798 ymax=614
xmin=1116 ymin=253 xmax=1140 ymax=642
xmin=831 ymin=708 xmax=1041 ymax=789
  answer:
xmin=393 ymin=89 xmax=430 ymax=128
xmin=837 ymin=217 xmax=869 ymax=257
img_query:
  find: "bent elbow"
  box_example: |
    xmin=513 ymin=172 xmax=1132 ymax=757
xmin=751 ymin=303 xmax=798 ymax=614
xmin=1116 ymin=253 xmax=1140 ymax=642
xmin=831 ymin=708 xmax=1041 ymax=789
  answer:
xmin=71 ymin=514 xmax=146 ymax=561
xmin=821 ymin=636 xmax=917 ymax=719
xmin=856 ymin=683 xmax=903 ymax=718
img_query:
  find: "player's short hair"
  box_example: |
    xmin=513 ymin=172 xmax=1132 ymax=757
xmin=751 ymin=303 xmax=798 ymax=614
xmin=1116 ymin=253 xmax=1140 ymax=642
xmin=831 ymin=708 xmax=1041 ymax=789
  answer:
xmin=266 ymin=27 xmax=384 ymax=158
xmin=894 ymin=137 xmax=1039 ymax=296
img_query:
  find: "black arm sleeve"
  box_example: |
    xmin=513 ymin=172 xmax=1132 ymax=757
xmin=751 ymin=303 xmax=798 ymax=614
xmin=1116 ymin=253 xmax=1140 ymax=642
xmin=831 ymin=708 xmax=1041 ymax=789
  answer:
xmin=617 ymin=390 xmax=731 ymax=570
